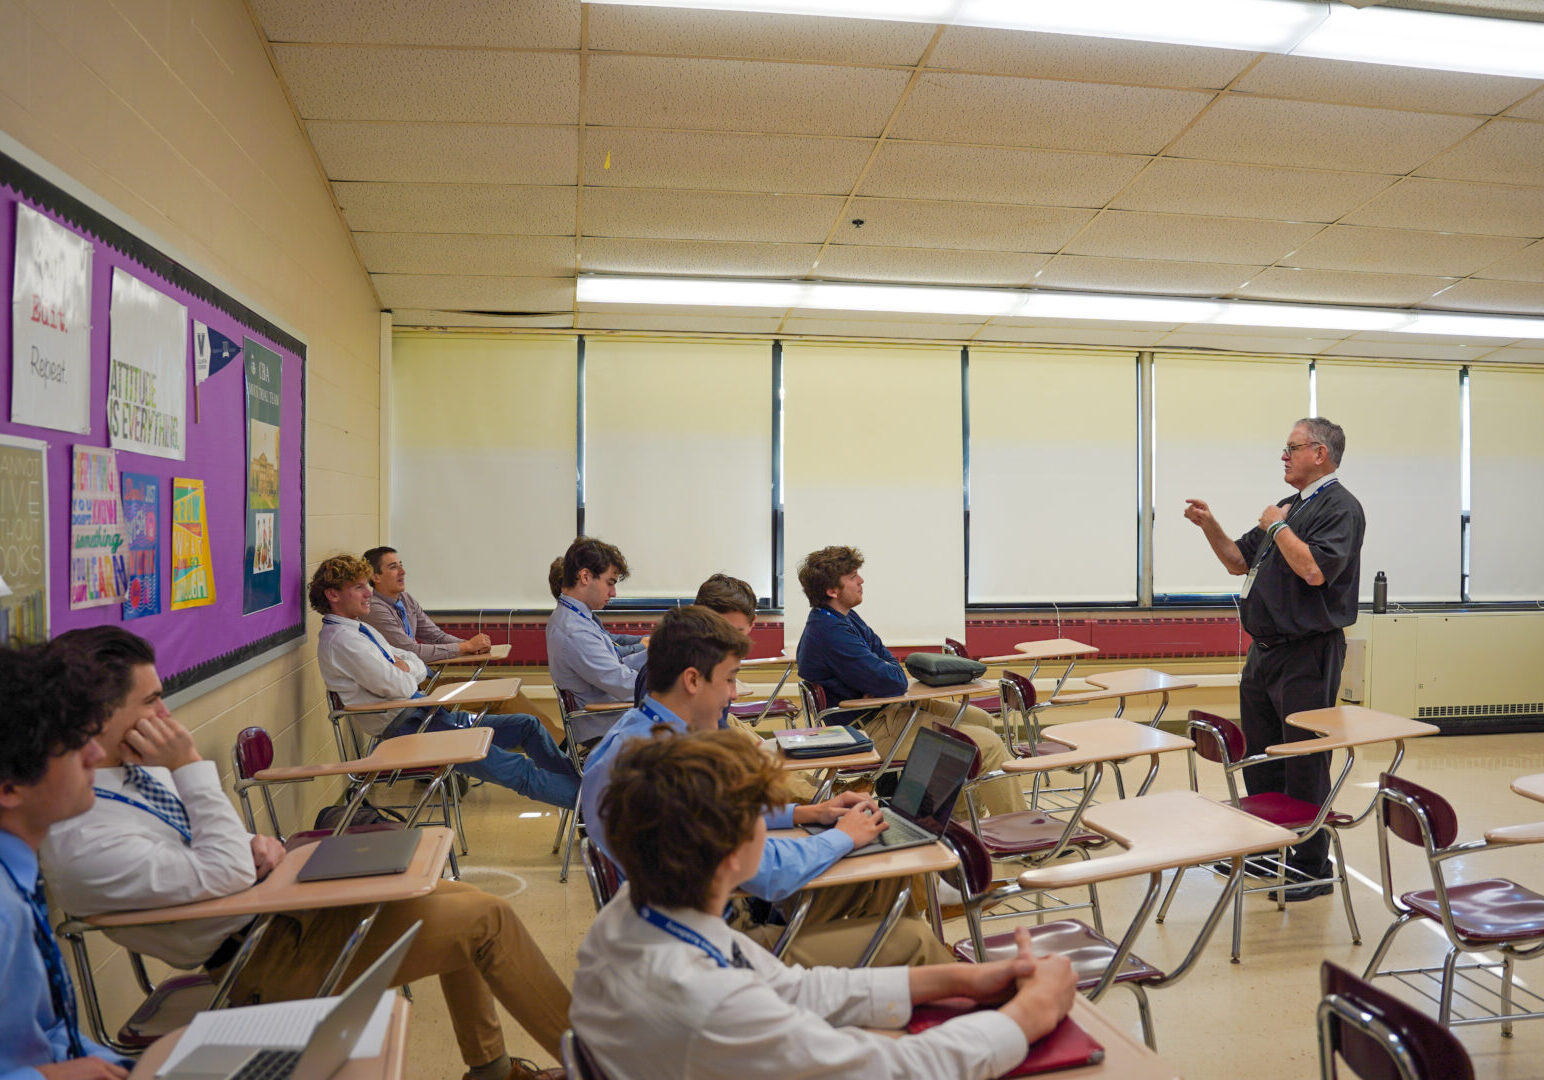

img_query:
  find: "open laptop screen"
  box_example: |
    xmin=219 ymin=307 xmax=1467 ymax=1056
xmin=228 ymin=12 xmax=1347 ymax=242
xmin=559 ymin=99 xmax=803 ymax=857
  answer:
xmin=889 ymin=727 xmax=975 ymax=835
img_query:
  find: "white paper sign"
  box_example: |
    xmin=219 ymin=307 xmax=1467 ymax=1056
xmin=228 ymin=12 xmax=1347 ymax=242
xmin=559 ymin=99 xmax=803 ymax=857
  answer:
xmin=108 ymin=268 xmax=187 ymax=459
xmin=10 ymin=204 xmax=93 ymax=433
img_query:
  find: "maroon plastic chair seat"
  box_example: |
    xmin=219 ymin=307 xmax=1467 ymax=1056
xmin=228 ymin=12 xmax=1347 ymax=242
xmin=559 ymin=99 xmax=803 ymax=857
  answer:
xmin=1398 ymin=880 xmax=1544 ymax=943
xmin=953 ymin=920 xmax=1164 ymax=986
xmin=1239 ymin=791 xmax=1354 ymax=831
xmin=1321 ymin=961 xmax=1474 ymax=1080
xmin=728 ymin=698 xmax=799 ymax=721
xmin=118 ymin=973 xmax=216 ymax=1049
xmin=970 ymin=693 xmax=1003 ymax=714
xmin=976 ymin=812 xmax=1104 ymax=856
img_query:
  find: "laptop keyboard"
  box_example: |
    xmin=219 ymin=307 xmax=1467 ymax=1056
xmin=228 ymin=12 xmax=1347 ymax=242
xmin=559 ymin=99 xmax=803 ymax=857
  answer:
xmin=859 ymin=815 xmax=931 ymax=850
xmin=230 ymin=1049 xmax=302 ymax=1080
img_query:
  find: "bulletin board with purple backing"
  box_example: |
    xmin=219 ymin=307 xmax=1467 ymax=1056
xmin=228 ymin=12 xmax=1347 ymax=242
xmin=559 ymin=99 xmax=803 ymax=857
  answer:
xmin=0 ymin=148 xmax=306 ymax=695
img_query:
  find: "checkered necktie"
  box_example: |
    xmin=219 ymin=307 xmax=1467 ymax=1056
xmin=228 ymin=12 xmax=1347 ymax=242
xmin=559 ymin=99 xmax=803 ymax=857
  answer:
xmin=122 ymin=763 xmax=192 ymax=840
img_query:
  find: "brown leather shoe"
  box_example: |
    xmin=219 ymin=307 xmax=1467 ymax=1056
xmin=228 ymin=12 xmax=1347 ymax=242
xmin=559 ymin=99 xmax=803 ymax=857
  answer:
xmin=505 ymin=1059 xmax=565 ymax=1080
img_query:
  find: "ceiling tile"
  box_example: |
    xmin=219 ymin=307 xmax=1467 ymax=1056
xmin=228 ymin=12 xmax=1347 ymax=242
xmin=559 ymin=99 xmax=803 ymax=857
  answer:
xmin=1168 ymin=96 xmax=1483 ymax=173
xmin=576 ymin=312 xmax=783 ymax=334
xmin=372 ymin=274 xmax=574 ymax=312
xmin=1419 ymin=119 xmax=1544 ymax=185
xmin=1342 ymin=178 xmax=1544 ymax=238
xmin=1477 ymin=239 xmax=1544 ymax=282
xmin=1508 ymin=89 xmax=1544 ymax=120
xmin=860 ymin=142 xmax=1146 ymax=207
xmin=1347 ymin=329 xmax=1516 ymax=347
xmin=586 ymin=55 xmax=907 ymax=137
xmin=581 ymin=188 xmax=843 ymax=243
xmin=813 ymin=245 xmax=1049 ymax=286
xmin=890 ymin=72 xmax=1213 ymax=154
xmin=307 ymin=121 xmax=576 ymax=184
xmin=1479 ymin=345 xmax=1544 ymax=363
xmin=992 ymin=315 xmax=1181 ymax=331
xmin=391 ymin=310 xmax=575 ymax=329
xmin=779 ymin=317 xmax=982 ymax=340
xmin=1233 ymin=54 xmax=1539 ymax=115
xmin=581 ymin=130 xmax=871 ymax=195
xmin=250 ymin=0 xmax=579 ymax=48
xmin=839 ymin=198 xmax=1092 ymax=252
xmin=1035 ymin=254 xmax=1261 ymax=295
xmin=273 ymin=45 xmax=578 ymax=123
xmin=579 ymin=300 xmax=789 ymax=318
xmin=1233 ymin=267 xmax=1454 ymax=306
xmin=1321 ymin=339 xmax=1497 ymax=361
xmin=1280 ymin=225 xmax=1529 ymax=277
xmin=973 ymin=324 xmax=1167 ymax=347
xmin=355 ymin=233 xmax=575 ymax=276
xmin=928 ymin=27 xmax=1250 ymax=89
xmin=1421 ymin=278 xmax=1544 ymax=314
xmin=584 ymin=6 xmax=932 ymax=65
xmin=1063 ymin=211 xmax=1322 ymax=265
xmin=332 ymin=182 xmax=576 ymax=234
xmin=579 ymin=237 xmax=819 ymax=276
xmin=1156 ymin=330 xmax=1341 ymax=354
xmin=1111 ymin=159 xmax=1395 ymax=222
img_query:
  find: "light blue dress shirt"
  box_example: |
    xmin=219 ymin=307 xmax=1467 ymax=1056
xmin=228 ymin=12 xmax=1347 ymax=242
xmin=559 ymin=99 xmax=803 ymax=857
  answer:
xmin=579 ymin=699 xmax=853 ymax=903
xmin=0 ymin=829 xmax=131 ymax=1079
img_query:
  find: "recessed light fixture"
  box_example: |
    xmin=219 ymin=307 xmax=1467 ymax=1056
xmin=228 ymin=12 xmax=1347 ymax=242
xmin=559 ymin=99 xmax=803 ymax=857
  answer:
xmin=581 ymin=0 xmax=1544 ymax=79
xmin=575 ymin=276 xmax=1544 ymax=340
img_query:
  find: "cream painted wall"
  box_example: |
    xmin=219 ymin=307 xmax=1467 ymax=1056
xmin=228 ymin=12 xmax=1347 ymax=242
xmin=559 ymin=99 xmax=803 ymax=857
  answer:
xmin=0 ymin=0 xmax=381 ymax=1032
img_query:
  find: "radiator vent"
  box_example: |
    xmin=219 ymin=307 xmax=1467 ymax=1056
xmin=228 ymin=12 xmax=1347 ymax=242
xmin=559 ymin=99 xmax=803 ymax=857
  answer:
xmin=1418 ymin=703 xmax=1544 ymax=719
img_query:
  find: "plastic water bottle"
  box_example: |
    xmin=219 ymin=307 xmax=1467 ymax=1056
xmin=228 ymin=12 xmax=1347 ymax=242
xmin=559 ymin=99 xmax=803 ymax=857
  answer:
xmin=1372 ymin=571 xmax=1387 ymax=614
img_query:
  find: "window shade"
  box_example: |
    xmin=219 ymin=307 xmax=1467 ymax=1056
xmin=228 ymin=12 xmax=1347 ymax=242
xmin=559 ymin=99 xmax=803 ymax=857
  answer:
xmin=1469 ymin=367 xmax=1544 ymax=601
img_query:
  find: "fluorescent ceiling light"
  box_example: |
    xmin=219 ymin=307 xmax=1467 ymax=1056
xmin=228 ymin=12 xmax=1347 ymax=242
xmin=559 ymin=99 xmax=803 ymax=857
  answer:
xmin=577 ymin=275 xmax=1544 ymax=341
xmin=583 ymin=0 xmax=1544 ymax=78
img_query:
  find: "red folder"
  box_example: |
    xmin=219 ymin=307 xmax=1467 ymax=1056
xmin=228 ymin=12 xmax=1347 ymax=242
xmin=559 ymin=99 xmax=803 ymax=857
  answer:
xmin=907 ymin=999 xmax=1105 ymax=1076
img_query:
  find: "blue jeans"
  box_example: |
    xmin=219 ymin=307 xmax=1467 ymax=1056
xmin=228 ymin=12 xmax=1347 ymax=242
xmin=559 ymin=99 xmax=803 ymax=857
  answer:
xmin=385 ymin=708 xmax=579 ymax=809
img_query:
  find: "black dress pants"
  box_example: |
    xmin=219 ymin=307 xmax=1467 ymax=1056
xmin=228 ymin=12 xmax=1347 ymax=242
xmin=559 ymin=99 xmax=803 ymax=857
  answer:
xmin=1238 ymin=629 xmax=1345 ymax=875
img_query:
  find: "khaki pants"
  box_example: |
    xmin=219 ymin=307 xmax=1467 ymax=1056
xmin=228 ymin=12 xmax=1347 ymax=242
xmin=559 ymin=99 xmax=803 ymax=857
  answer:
xmin=226 ymin=880 xmax=570 ymax=1067
xmin=727 ymin=715 xmax=818 ymax=803
xmin=866 ymin=699 xmax=1023 ymax=817
xmin=739 ymin=875 xmax=954 ymax=967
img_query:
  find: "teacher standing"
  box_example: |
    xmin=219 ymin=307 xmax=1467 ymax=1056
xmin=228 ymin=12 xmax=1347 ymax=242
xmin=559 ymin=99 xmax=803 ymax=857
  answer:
xmin=1184 ymin=417 xmax=1364 ymax=901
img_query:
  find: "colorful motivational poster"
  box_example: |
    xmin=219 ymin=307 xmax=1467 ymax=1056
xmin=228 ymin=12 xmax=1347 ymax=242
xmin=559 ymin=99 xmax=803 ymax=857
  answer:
xmin=0 ymin=435 xmax=49 ymax=644
xmin=10 ymin=205 xmax=93 ymax=433
xmin=171 ymin=477 xmax=215 ymax=610
xmin=242 ymin=339 xmax=282 ymax=614
xmin=108 ymin=268 xmax=188 ymax=460
xmin=120 ymin=471 xmax=161 ymax=620
xmin=69 ymin=446 xmax=127 ymax=610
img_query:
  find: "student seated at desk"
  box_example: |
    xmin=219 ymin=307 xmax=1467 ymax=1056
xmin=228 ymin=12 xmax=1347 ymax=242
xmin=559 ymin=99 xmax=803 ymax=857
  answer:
xmin=41 ymin=627 xmax=571 ymax=1080
xmin=548 ymin=553 xmax=646 ymax=659
xmin=571 ymin=730 xmax=1076 ymax=1079
xmin=545 ymin=538 xmax=648 ymax=742
xmin=0 ymin=645 xmax=135 ymax=1080
xmin=581 ymin=606 xmax=953 ymax=967
xmin=795 ymin=545 xmax=1023 ymax=817
xmin=312 ymin=554 xmax=578 ymax=809
xmin=364 ymin=545 xmax=494 ymax=661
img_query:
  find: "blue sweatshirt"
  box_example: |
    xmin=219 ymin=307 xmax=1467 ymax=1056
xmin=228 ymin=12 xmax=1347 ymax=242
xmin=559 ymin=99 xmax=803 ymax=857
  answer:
xmin=795 ymin=605 xmax=908 ymax=714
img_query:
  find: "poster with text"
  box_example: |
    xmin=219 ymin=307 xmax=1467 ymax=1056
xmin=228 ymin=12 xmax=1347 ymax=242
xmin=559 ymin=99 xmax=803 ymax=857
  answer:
xmin=10 ymin=204 xmax=93 ymax=433
xmin=242 ymin=339 xmax=282 ymax=613
xmin=69 ymin=446 xmax=127 ymax=610
xmin=108 ymin=268 xmax=187 ymax=459
xmin=120 ymin=471 xmax=160 ymax=620
xmin=171 ymin=477 xmax=215 ymax=609
xmin=0 ymin=435 xmax=48 ymax=644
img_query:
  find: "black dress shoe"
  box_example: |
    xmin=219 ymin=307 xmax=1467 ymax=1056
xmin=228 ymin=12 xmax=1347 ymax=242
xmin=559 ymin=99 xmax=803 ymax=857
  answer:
xmin=1268 ymin=881 xmax=1335 ymax=902
xmin=1210 ymin=859 xmax=1273 ymax=879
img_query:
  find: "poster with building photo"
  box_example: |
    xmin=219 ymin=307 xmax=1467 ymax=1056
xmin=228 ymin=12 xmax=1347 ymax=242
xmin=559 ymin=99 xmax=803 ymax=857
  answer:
xmin=243 ymin=338 xmax=282 ymax=613
xmin=10 ymin=204 xmax=92 ymax=433
xmin=69 ymin=445 xmax=127 ymax=610
xmin=108 ymin=268 xmax=187 ymax=460
xmin=0 ymin=434 xmax=48 ymax=644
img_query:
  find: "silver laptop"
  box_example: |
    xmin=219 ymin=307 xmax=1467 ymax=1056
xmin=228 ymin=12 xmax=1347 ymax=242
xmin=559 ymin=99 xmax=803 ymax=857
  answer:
xmin=161 ymin=921 xmax=420 ymax=1080
xmin=802 ymin=726 xmax=974 ymax=858
xmin=295 ymin=828 xmax=419 ymax=883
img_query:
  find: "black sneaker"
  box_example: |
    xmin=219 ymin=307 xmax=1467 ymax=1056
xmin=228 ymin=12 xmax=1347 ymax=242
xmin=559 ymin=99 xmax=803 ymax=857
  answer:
xmin=1209 ymin=858 xmax=1273 ymax=879
xmin=1267 ymin=881 xmax=1335 ymax=902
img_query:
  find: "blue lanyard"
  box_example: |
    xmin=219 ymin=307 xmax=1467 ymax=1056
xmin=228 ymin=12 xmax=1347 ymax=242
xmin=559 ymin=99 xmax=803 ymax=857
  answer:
xmin=561 ymin=596 xmax=622 ymax=656
xmin=637 ymin=905 xmax=734 ymax=968
xmin=326 ymin=615 xmax=397 ymax=665
xmin=1290 ymin=477 xmax=1339 ymax=517
xmin=0 ymin=856 xmax=85 ymax=1058
xmin=558 ymin=596 xmax=588 ymax=617
xmin=91 ymin=786 xmax=192 ymax=844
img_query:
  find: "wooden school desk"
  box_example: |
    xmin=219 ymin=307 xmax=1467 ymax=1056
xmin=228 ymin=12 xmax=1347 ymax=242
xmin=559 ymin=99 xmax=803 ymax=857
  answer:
xmin=1049 ymin=668 xmax=1198 ymax=728
xmin=1268 ymin=705 xmax=1439 ymax=828
xmin=84 ymin=827 xmax=455 ymax=1013
xmin=764 ymin=828 xmax=959 ymax=967
xmin=127 ymin=995 xmax=412 ymax=1080
xmin=734 ymin=653 xmax=798 ymax=726
xmin=839 ymin=678 xmax=998 ymax=781
xmin=771 ymin=740 xmax=883 ymax=802
xmin=1484 ymin=774 xmax=1544 ymax=844
xmin=1009 ymin=637 xmax=1102 ymax=697
xmin=422 ymin=642 xmax=511 ymax=691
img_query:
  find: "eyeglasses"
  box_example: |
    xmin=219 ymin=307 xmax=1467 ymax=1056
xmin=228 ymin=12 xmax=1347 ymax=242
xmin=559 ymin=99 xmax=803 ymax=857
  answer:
xmin=1282 ymin=441 xmax=1322 ymax=456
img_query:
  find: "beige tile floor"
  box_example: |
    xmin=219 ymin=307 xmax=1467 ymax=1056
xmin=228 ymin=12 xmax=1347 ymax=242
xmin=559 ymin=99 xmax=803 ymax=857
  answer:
xmin=398 ymin=730 xmax=1544 ymax=1079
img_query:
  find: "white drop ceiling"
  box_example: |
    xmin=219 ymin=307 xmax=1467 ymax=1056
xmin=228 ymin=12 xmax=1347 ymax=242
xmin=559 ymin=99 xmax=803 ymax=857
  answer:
xmin=247 ymin=0 xmax=1544 ymax=360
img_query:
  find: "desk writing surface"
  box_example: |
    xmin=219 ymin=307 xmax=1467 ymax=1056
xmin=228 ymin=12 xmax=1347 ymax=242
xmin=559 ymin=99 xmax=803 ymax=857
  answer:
xmin=738 ymin=654 xmax=792 ymax=669
xmin=1012 ymin=639 xmax=1101 ymax=661
xmin=1512 ymin=774 xmax=1544 ymax=804
xmin=839 ymin=679 xmax=996 ymax=710
xmin=1050 ymin=668 xmax=1197 ymax=705
xmin=127 ymin=995 xmax=411 ymax=1080
xmin=343 ymin=676 xmax=524 ymax=713
xmin=1267 ymin=705 xmax=1438 ymax=755
xmin=766 ymin=830 xmax=957 ymax=887
xmin=426 ymin=643 xmax=511 ymax=666
xmin=1484 ymin=821 xmax=1544 ymax=845
xmin=999 ymin=718 xmax=1192 ymax=774
xmin=89 ymin=828 xmax=454 ymax=927
xmin=583 ymin=699 xmax=633 ymax=713
xmin=773 ymin=747 xmax=882 ymax=773
xmin=1016 ymin=791 xmax=1295 ymax=890
xmin=254 ymin=728 xmax=493 ymax=781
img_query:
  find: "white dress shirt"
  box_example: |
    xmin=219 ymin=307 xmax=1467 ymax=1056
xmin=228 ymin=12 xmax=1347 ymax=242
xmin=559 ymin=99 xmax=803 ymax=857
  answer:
xmin=41 ymin=762 xmax=257 ymax=969
xmin=317 ymin=614 xmax=429 ymax=736
xmin=571 ymin=883 xmax=1026 ymax=1080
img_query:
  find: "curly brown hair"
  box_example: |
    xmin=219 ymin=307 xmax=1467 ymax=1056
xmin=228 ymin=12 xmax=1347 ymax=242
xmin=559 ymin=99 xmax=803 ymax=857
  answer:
xmin=308 ymin=553 xmax=372 ymax=614
xmin=601 ymin=729 xmax=789 ymax=911
xmin=796 ymin=545 xmax=863 ymax=607
xmin=561 ymin=536 xmax=629 ymax=589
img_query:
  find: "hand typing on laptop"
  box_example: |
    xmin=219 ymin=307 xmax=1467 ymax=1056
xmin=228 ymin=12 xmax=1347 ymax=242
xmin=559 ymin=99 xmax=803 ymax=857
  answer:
xmin=788 ymin=791 xmax=889 ymax=847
